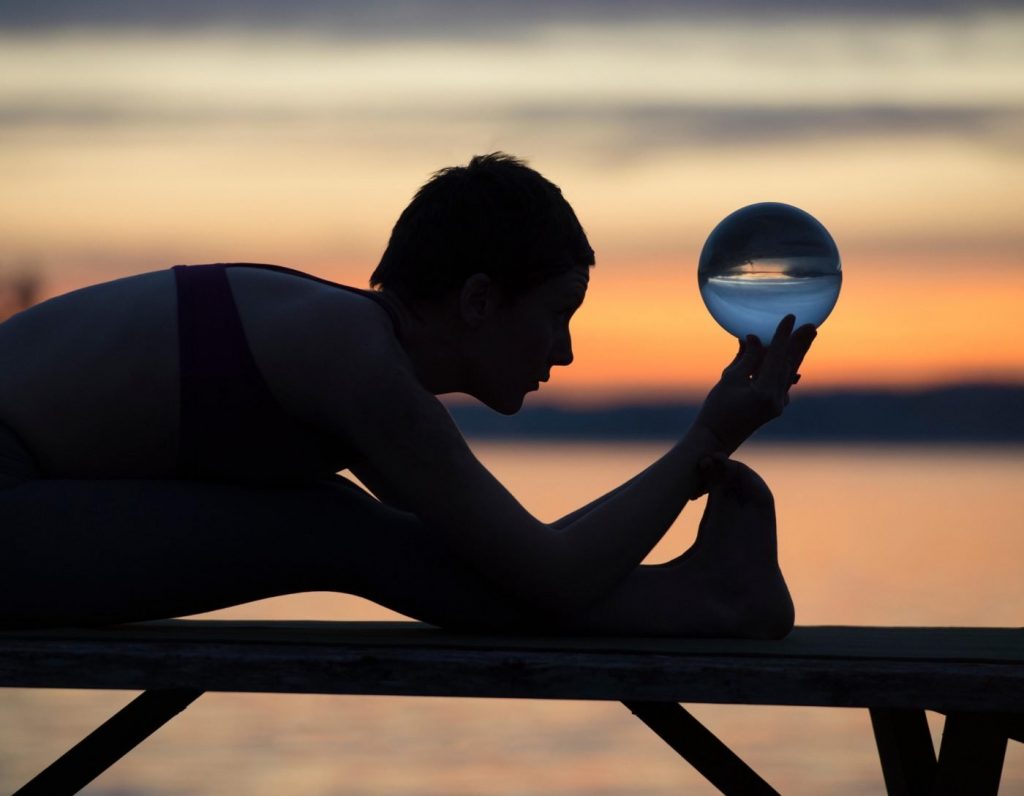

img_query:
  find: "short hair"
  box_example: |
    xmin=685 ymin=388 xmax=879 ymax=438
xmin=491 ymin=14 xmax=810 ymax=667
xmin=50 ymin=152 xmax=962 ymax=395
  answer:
xmin=370 ymin=153 xmax=594 ymax=302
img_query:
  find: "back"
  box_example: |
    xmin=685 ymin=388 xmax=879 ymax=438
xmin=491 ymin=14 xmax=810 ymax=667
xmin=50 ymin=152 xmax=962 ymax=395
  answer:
xmin=0 ymin=270 xmax=180 ymax=477
xmin=0 ymin=265 xmax=403 ymax=482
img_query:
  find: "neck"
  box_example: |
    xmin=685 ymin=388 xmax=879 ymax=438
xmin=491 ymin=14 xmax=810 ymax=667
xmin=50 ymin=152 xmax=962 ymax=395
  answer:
xmin=376 ymin=289 xmax=470 ymax=395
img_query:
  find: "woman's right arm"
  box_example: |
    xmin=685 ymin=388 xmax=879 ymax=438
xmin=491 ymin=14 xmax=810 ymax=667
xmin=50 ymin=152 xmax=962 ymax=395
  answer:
xmin=550 ymin=316 xmax=816 ymax=528
xmin=323 ymin=311 xmax=814 ymax=620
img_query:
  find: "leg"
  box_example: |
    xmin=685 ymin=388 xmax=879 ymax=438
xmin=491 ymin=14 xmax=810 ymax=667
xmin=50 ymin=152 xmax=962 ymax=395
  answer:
xmin=1 ymin=461 xmax=790 ymax=637
xmin=14 ymin=689 xmax=203 ymax=796
xmin=934 ymin=712 xmax=1008 ymax=796
xmin=625 ymin=701 xmax=781 ymax=795
xmin=870 ymin=708 xmax=937 ymax=796
xmin=0 ymin=475 xmax=533 ymax=628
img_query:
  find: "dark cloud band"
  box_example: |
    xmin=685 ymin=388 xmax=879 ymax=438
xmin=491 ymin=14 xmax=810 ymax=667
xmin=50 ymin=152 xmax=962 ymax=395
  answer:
xmin=2 ymin=0 xmax=1018 ymax=35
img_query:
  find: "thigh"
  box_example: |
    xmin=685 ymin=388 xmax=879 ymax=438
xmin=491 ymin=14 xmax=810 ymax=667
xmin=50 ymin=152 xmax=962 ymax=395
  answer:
xmin=0 ymin=474 xmax=530 ymax=630
xmin=0 ymin=476 xmax=343 ymax=626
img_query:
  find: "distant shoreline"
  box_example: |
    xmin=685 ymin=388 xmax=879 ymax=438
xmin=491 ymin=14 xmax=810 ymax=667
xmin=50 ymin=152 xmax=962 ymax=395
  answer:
xmin=448 ymin=384 xmax=1024 ymax=443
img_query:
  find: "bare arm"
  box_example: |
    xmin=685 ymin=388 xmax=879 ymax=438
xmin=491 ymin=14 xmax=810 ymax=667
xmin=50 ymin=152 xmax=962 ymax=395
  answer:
xmin=549 ymin=479 xmax=634 ymax=531
xmin=549 ymin=316 xmax=816 ymax=530
xmin=324 ymin=310 xmax=814 ymax=620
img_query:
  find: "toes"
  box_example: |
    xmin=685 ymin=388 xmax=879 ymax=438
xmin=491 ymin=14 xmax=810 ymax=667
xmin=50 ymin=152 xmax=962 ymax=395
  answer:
xmin=707 ymin=459 xmax=774 ymax=509
xmin=698 ymin=453 xmax=729 ymax=484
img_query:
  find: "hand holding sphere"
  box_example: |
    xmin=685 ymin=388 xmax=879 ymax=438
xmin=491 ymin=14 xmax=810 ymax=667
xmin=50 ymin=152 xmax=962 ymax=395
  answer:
xmin=692 ymin=203 xmax=832 ymax=454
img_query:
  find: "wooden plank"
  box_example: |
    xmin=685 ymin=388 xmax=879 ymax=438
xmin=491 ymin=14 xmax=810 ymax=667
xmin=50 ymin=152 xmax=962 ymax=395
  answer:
xmin=5 ymin=622 xmax=1022 ymax=663
xmin=13 ymin=689 xmax=202 ymax=796
xmin=869 ymin=709 xmax=936 ymax=796
xmin=0 ymin=628 xmax=1021 ymax=712
xmin=625 ymin=701 xmax=779 ymax=795
xmin=934 ymin=712 xmax=1008 ymax=796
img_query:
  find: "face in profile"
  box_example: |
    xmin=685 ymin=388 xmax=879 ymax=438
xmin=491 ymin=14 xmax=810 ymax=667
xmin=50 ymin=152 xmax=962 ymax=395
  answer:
xmin=471 ymin=264 xmax=590 ymax=414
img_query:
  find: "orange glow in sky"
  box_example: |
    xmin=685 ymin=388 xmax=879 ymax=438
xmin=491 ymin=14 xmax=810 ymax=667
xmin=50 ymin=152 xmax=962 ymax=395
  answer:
xmin=1 ymin=11 xmax=1022 ymax=400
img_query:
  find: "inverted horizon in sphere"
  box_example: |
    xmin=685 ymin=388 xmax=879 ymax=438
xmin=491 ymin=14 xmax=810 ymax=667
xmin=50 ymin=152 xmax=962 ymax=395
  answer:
xmin=702 ymin=271 xmax=842 ymax=342
xmin=698 ymin=203 xmax=842 ymax=341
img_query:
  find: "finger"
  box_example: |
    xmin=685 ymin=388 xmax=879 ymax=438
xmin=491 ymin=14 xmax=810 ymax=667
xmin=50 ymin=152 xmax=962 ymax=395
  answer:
xmin=769 ymin=313 xmax=796 ymax=348
xmin=693 ymin=454 xmax=724 ymax=499
xmin=694 ymin=453 xmax=728 ymax=498
xmin=699 ymin=453 xmax=731 ymax=485
xmin=743 ymin=334 xmax=765 ymax=379
xmin=785 ymin=324 xmax=817 ymax=381
xmin=722 ymin=334 xmax=764 ymax=381
xmin=725 ymin=337 xmax=745 ymax=368
xmin=759 ymin=314 xmax=796 ymax=384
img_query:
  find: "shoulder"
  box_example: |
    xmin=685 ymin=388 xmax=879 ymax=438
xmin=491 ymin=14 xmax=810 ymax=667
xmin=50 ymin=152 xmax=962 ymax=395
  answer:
xmin=226 ymin=265 xmax=395 ymax=355
xmin=226 ymin=266 xmax=415 ymax=422
xmin=221 ymin=266 xmax=467 ymax=479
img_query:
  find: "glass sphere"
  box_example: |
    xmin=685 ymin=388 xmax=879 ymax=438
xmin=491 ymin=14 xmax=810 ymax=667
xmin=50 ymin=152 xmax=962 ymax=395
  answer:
xmin=698 ymin=202 xmax=842 ymax=342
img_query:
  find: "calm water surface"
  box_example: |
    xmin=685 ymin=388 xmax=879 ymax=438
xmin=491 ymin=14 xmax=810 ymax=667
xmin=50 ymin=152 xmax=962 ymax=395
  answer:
xmin=2 ymin=443 xmax=1022 ymax=795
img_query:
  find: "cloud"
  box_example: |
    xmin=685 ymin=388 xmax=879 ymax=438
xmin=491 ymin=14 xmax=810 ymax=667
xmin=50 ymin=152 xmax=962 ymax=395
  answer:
xmin=1 ymin=98 xmax=1019 ymax=154
xmin=580 ymin=103 xmax=1024 ymax=152
xmin=2 ymin=9 xmax=1019 ymax=158
xmin=2 ymin=0 xmax=1019 ymax=36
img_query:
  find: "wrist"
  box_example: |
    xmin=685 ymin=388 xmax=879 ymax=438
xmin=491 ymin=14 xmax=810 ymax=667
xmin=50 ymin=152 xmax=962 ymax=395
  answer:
xmin=678 ymin=424 xmax=728 ymax=500
xmin=683 ymin=421 xmax=731 ymax=457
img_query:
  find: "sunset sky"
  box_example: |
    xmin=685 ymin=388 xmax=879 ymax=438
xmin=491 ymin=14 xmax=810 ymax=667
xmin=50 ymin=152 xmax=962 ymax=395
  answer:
xmin=2 ymin=1 xmax=1022 ymax=402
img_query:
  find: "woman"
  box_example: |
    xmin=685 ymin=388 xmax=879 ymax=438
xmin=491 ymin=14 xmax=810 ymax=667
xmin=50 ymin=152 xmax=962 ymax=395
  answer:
xmin=0 ymin=153 xmax=815 ymax=635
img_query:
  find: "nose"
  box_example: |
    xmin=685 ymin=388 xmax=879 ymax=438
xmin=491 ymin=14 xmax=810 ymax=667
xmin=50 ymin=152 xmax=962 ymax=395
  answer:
xmin=551 ymin=326 xmax=574 ymax=367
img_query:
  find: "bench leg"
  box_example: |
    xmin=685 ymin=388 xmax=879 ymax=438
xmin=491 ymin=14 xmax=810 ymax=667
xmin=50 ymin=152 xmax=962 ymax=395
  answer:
xmin=14 ymin=688 xmax=203 ymax=796
xmin=623 ymin=701 xmax=779 ymax=795
xmin=999 ymin=713 xmax=1024 ymax=745
xmin=870 ymin=708 xmax=936 ymax=796
xmin=933 ymin=712 xmax=1008 ymax=796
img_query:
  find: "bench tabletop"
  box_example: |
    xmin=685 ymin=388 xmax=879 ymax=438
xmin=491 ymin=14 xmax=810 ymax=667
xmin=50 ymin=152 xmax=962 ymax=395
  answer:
xmin=2 ymin=620 xmax=1021 ymax=712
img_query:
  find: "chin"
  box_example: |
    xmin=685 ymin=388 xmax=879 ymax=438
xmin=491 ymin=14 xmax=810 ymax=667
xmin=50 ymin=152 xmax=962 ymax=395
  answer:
xmin=493 ymin=397 xmax=526 ymax=416
xmin=479 ymin=391 xmax=526 ymax=416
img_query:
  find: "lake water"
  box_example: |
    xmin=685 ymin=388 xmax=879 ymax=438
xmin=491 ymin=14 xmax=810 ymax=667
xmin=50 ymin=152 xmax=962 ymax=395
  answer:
xmin=2 ymin=442 xmax=1022 ymax=795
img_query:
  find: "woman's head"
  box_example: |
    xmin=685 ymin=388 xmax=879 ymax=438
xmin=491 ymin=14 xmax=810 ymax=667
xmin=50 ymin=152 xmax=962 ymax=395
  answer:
xmin=370 ymin=153 xmax=595 ymax=304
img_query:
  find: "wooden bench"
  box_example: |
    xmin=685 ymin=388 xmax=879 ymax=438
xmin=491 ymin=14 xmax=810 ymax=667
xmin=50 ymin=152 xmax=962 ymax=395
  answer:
xmin=2 ymin=620 xmax=1022 ymax=795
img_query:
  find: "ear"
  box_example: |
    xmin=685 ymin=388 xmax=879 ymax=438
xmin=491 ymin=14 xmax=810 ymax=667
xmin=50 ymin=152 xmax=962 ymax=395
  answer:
xmin=458 ymin=273 xmax=499 ymax=327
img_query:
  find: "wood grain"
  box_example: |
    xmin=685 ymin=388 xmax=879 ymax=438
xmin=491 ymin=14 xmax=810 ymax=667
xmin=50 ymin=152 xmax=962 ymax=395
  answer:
xmin=1 ymin=621 xmax=1021 ymax=713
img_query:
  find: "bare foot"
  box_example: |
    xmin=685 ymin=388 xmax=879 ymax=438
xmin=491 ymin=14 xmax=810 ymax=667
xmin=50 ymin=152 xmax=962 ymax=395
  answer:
xmin=570 ymin=457 xmax=794 ymax=638
xmin=678 ymin=457 xmax=795 ymax=639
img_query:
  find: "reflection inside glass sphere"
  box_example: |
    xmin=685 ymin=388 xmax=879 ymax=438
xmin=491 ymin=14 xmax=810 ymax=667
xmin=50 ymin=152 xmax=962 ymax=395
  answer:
xmin=698 ymin=202 xmax=842 ymax=342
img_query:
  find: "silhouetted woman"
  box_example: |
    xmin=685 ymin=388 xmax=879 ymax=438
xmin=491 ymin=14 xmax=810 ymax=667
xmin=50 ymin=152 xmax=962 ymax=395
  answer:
xmin=0 ymin=153 xmax=814 ymax=635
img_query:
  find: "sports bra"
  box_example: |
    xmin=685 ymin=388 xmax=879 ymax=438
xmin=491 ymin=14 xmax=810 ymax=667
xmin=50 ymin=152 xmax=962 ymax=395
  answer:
xmin=172 ymin=263 xmax=395 ymax=484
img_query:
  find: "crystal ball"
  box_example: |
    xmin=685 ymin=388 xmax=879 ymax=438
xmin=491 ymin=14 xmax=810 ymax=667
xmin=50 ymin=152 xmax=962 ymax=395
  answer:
xmin=698 ymin=202 xmax=842 ymax=342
